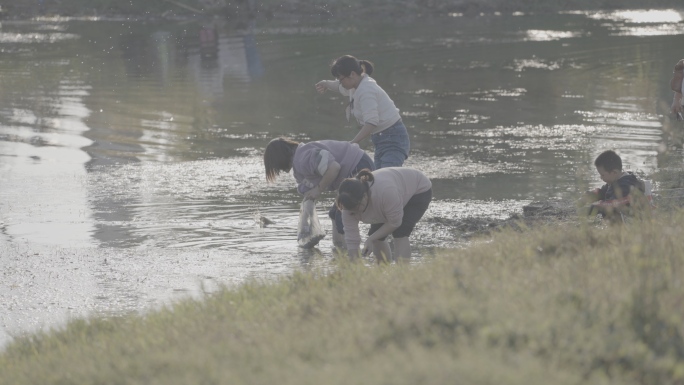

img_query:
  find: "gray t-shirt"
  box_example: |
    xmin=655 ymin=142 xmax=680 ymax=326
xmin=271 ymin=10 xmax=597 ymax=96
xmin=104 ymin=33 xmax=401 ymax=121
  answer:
xmin=341 ymin=167 xmax=432 ymax=250
xmin=292 ymin=140 xmax=366 ymax=195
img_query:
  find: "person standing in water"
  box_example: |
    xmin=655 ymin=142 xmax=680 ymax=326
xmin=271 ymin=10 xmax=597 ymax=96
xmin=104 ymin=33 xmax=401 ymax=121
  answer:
xmin=263 ymin=137 xmax=375 ymax=246
xmin=315 ymin=55 xmax=410 ymax=168
xmin=336 ymin=167 xmax=432 ymax=263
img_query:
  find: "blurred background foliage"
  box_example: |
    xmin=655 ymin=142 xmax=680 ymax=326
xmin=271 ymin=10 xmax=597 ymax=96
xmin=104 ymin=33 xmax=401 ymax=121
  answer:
xmin=0 ymin=0 xmax=681 ymax=20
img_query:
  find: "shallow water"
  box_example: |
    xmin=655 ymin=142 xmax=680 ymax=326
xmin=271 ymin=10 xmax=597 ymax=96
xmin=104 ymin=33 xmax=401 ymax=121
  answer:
xmin=1 ymin=9 xmax=682 ymax=346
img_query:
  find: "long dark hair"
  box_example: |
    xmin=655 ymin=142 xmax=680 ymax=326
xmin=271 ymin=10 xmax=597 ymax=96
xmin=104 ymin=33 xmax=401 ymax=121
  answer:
xmin=330 ymin=55 xmax=374 ymax=78
xmin=336 ymin=169 xmax=374 ymax=210
xmin=264 ymin=137 xmax=299 ymax=182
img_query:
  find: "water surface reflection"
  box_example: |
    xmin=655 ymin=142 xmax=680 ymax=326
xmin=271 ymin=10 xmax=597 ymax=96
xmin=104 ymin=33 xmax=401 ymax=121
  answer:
xmin=0 ymin=10 xmax=680 ymax=346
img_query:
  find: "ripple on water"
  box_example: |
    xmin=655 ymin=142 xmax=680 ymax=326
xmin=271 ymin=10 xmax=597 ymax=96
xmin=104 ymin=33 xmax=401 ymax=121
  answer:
xmin=2 ymin=11 xmax=681 ymax=351
xmin=82 ymin=153 xmax=533 ymax=254
xmin=422 ymin=123 xmax=599 ymax=152
xmin=87 ymin=157 xmax=312 ymax=250
xmin=524 ymin=30 xmax=586 ymax=41
xmin=569 ymin=9 xmax=684 ymax=36
xmin=577 ymin=109 xmax=663 ymax=129
xmin=0 ymin=32 xmax=79 ymax=43
xmin=579 ymin=9 xmax=683 ymax=24
xmin=414 ymin=198 xmax=529 ymax=248
xmin=406 ymin=154 xmax=504 ymax=179
xmin=508 ymin=58 xmax=569 ymax=72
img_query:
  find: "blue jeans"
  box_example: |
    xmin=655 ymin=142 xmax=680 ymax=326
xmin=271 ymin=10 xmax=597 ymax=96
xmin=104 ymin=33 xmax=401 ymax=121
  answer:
xmin=329 ymin=152 xmax=375 ymax=234
xmin=371 ymin=119 xmax=410 ymax=169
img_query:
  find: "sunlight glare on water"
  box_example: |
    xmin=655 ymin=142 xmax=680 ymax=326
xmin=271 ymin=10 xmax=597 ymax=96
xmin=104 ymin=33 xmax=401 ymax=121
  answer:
xmin=584 ymin=9 xmax=683 ymax=24
xmin=0 ymin=9 xmax=680 ymax=348
xmin=524 ymin=30 xmax=585 ymax=41
xmin=0 ymin=12 xmax=673 ymax=254
xmin=571 ymin=9 xmax=684 ymax=36
xmin=0 ymin=31 xmax=79 ymax=43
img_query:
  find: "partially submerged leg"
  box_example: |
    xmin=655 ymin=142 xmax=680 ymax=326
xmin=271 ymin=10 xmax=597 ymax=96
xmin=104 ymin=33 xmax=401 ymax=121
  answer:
xmin=373 ymin=240 xmax=392 ymax=263
xmin=393 ymin=237 xmax=411 ymax=261
xmin=331 ymin=220 xmax=345 ymax=248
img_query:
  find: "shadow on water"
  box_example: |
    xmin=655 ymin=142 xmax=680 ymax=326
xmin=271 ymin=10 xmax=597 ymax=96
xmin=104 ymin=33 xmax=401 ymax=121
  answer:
xmin=0 ymin=8 xmax=683 ymax=346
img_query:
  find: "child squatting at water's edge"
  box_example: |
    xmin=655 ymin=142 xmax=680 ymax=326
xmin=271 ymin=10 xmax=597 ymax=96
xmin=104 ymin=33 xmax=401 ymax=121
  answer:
xmin=583 ymin=149 xmax=649 ymax=220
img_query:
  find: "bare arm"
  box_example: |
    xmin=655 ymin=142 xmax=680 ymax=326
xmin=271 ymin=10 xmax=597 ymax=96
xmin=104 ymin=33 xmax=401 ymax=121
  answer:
xmin=318 ymin=161 xmax=341 ymax=191
xmin=315 ymin=80 xmax=340 ymax=94
xmin=350 ymin=123 xmax=376 ymax=144
xmin=672 ymin=92 xmax=683 ymax=115
xmin=367 ymin=223 xmax=399 ymax=243
xmin=361 ymin=223 xmax=399 ymax=257
xmin=582 ymin=188 xmax=601 ymax=203
xmin=304 ymin=161 xmax=341 ymax=200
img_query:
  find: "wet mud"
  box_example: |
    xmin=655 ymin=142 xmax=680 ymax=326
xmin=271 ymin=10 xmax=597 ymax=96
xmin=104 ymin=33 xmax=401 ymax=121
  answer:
xmin=428 ymin=200 xmax=579 ymax=241
xmin=1 ymin=8 xmax=684 ymax=350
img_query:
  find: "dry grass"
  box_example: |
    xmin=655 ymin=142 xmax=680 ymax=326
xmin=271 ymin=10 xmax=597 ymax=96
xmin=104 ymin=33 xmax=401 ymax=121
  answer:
xmin=2 ymin=207 xmax=684 ymax=384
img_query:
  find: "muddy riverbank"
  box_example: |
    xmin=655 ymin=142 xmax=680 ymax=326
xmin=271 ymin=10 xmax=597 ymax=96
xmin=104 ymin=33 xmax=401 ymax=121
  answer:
xmin=1 ymin=4 xmax=684 ymax=351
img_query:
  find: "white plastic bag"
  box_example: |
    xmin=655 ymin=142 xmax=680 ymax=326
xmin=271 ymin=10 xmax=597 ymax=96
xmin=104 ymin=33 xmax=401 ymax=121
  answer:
xmin=297 ymin=199 xmax=326 ymax=248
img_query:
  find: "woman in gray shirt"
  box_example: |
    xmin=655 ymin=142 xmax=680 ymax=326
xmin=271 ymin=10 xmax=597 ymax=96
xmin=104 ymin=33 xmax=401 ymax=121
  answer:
xmin=336 ymin=167 xmax=432 ymax=262
xmin=264 ymin=137 xmax=375 ymax=245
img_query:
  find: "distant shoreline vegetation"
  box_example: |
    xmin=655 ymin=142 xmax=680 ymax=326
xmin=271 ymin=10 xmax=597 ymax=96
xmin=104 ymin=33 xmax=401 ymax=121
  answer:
xmin=0 ymin=0 xmax=682 ymax=20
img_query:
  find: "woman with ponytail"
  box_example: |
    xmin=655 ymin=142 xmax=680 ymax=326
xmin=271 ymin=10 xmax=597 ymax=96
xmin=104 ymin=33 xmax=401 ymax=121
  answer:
xmin=315 ymin=55 xmax=410 ymax=169
xmin=336 ymin=167 xmax=431 ymax=262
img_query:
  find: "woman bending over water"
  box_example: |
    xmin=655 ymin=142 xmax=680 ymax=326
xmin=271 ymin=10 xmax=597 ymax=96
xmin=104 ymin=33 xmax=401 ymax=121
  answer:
xmin=264 ymin=137 xmax=375 ymax=246
xmin=336 ymin=168 xmax=432 ymax=262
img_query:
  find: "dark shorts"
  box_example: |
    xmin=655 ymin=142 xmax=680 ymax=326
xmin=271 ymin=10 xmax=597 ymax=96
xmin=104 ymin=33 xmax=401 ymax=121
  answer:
xmin=328 ymin=152 xmax=375 ymax=234
xmin=369 ymin=188 xmax=432 ymax=239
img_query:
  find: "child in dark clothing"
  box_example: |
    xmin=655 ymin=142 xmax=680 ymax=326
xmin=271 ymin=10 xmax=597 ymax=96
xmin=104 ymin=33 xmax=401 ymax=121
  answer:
xmin=585 ymin=150 xmax=645 ymax=219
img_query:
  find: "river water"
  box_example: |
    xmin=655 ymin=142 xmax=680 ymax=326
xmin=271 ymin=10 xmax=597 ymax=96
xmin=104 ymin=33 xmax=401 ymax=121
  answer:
xmin=0 ymin=9 xmax=682 ymax=347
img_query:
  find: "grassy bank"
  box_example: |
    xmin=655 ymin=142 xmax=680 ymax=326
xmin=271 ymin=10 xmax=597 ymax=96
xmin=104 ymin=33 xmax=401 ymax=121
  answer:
xmin=2 ymin=209 xmax=684 ymax=384
xmin=0 ymin=0 xmax=682 ymax=20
